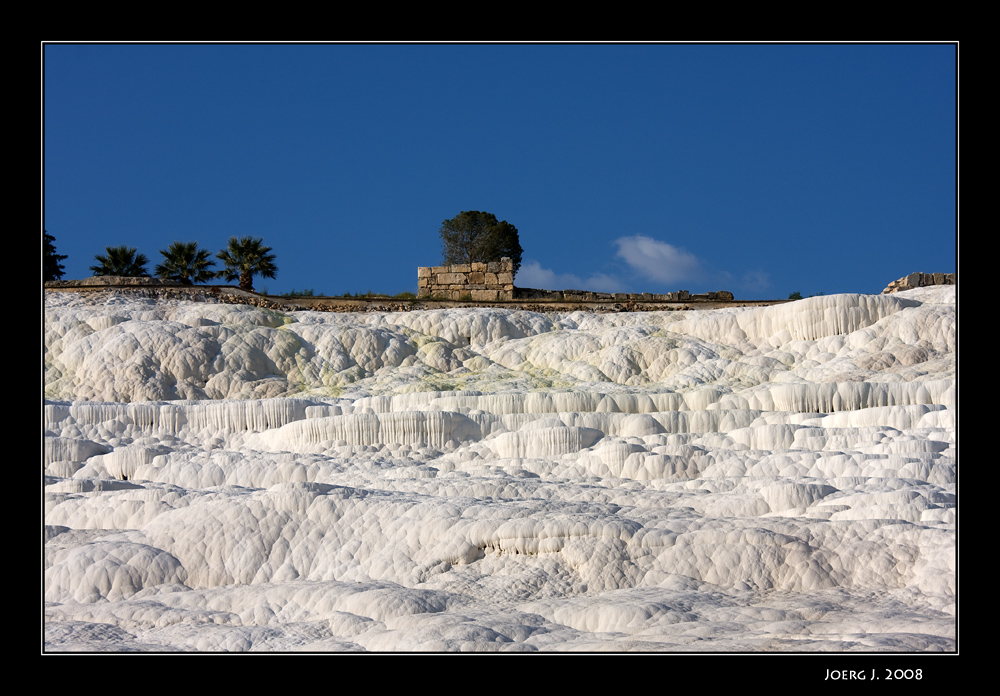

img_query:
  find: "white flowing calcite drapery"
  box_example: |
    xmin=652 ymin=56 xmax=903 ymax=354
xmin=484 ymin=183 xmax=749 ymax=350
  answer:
xmin=44 ymin=286 xmax=956 ymax=652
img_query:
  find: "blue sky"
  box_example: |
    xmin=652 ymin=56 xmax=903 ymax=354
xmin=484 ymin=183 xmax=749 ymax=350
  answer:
xmin=43 ymin=43 xmax=956 ymax=299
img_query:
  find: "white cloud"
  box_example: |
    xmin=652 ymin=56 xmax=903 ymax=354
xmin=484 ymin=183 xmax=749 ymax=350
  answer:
xmin=517 ymin=238 xmax=769 ymax=298
xmin=613 ymin=235 xmax=702 ymax=285
xmin=739 ymin=270 xmax=772 ymax=293
xmin=516 ymin=261 xmax=625 ymax=293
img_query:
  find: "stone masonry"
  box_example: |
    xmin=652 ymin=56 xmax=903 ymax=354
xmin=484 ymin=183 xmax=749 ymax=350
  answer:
xmin=517 ymin=289 xmax=735 ymax=302
xmin=417 ymin=258 xmax=735 ymax=303
xmin=882 ymin=272 xmax=956 ymax=294
xmin=417 ymin=258 xmax=515 ymax=301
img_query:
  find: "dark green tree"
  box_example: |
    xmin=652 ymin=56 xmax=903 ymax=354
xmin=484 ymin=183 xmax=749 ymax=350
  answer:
xmin=440 ymin=211 xmax=522 ymax=276
xmin=155 ymin=241 xmax=218 ymax=285
xmin=90 ymin=245 xmax=150 ymax=277
xmin=216 ymin=236 xmax=278 ymax=291
xmin=44 ymin=231 xmax=67 ymax=281
xmin=788 ymin=291 xmax=803 ymax=300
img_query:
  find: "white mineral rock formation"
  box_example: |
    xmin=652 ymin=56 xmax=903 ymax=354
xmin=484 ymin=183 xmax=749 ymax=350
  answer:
xmin=43 ymin=287 xmax=956 ymax=652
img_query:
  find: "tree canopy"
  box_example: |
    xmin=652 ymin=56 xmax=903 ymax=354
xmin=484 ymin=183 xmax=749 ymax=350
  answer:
xmin=440 ymin=211 xmax=522 ymax=276
xmin=90 ymin=245 xmax=150 ymax=277
xmin=216 ymin=236 xmax=278 ymax=292
xmin=44 ymin=232 xmax=67 ymax=281
xmin=155 ymin=241 xmax=218 ymax=285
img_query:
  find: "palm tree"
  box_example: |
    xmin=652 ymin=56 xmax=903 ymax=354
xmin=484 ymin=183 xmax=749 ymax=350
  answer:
xmin=155 ymin=241 xmax=218 ymax=285
xmin=216 ymin=236 xmax=278 ymax=292
xmin=90 ymin=245 xmax=150 ymax=277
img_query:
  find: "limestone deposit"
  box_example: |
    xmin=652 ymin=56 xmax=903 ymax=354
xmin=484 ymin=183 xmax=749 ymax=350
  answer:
xmin=43 ymin=285 xmax=956 ymax=652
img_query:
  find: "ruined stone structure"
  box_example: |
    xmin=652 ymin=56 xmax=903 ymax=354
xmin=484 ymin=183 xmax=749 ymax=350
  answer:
xmin=417 ymin=258 xmax=515 ymax=301
xmin=416 ymin=259 xmax=735 ymax=303
xmin=45 ymin=276 xmax=183 ymax=287
xmin=513 ymin=288 xmax=734 ymax=302
xmin=882 ymin=272 xmax=956 ymax=294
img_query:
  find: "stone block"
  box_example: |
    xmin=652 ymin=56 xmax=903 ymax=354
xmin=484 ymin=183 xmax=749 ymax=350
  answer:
xmin=468 ymin=272 xmax=485 ymax=284
xmin=417 ymin=267 xmax=431 ymax=278
xmin=471 ymin=262 xmax=487 ymax=272
xmin=439 ymin=273 xmax=467 ymax=285
xmin=883 ymin=272 xmax=955 ymax=293
xmin=498 ymin=272 xmax=513 ymax=285
xmin=453 ymin=264 xmax=471 ymax=273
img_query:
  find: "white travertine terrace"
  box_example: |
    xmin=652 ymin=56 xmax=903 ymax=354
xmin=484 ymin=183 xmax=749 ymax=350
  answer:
xmin=44 ymin=286 xmax=956 ymax=652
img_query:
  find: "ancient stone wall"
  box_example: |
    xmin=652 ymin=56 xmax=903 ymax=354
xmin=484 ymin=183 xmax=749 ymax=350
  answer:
xmin=514 ymin=288 xmax=734 ymax=302
xmin=44 ymin=281 xmax=299 ymax=311
xmin=882 ymin=272 xmax=956 ymax=294
xmin=417 ymin=258 xmax=515 ymax=301
xmin=45 ymin=276 xmax=183 ymax=287
xmin=416 ymin=260 xmax=735 ymax=303
xmin=46 ymin=278 xmax=761 ymax=314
